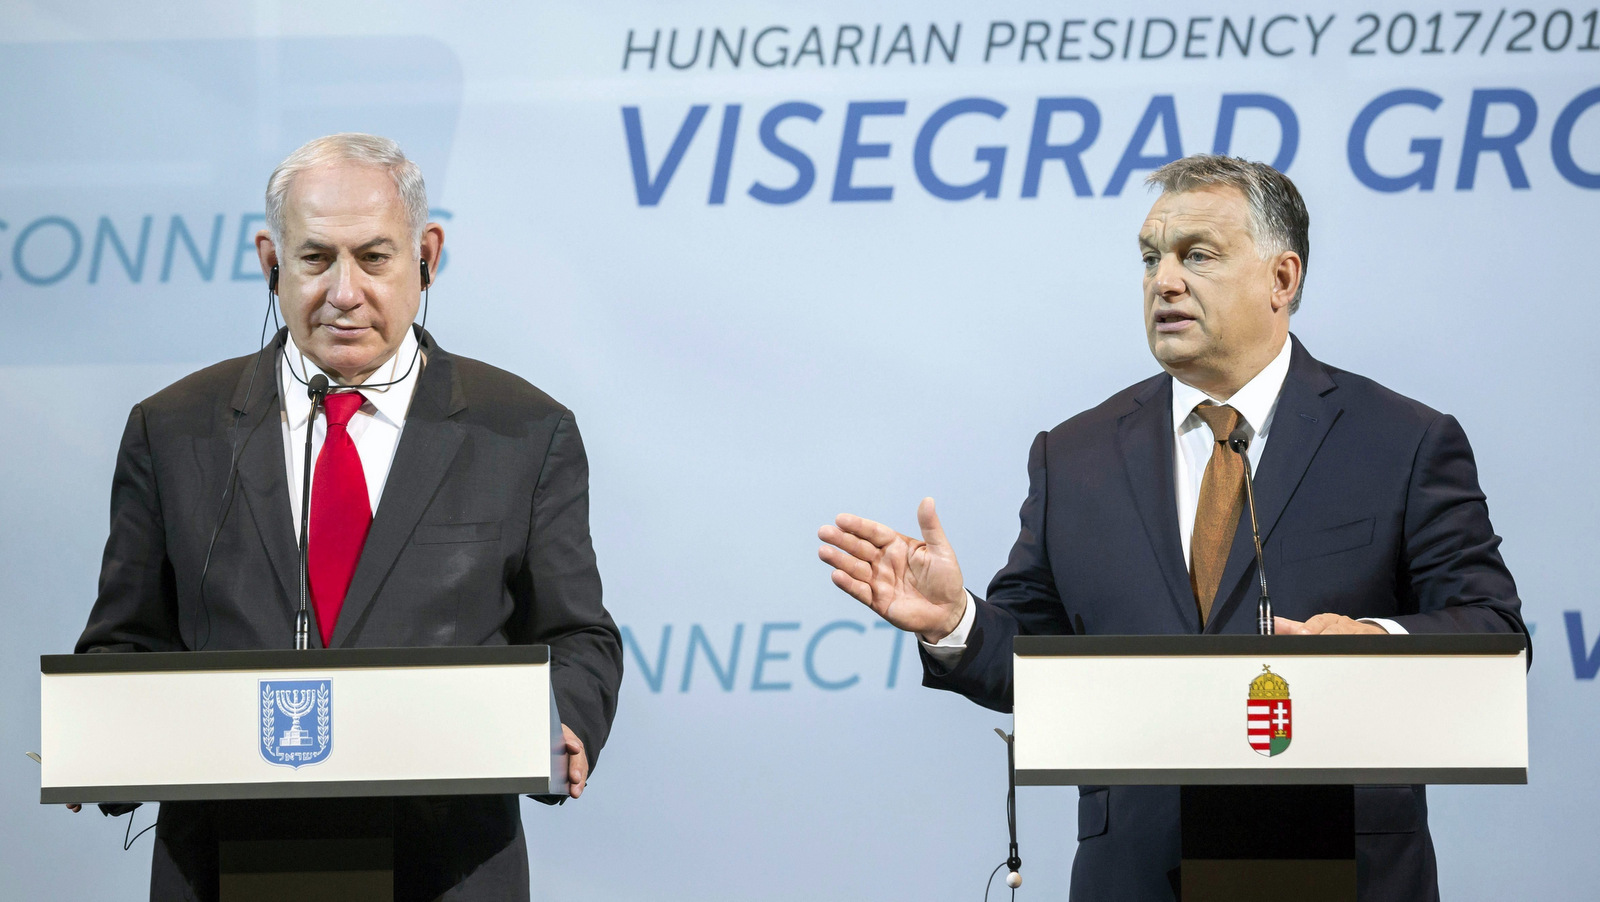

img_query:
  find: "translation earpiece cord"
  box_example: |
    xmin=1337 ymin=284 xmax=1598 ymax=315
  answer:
xmin=193 ymin=284 xmax=278 ymax=650
xmin=202 ymin=260 xmax=432 ymax=649
xmin=277 ymin=265 xmax=431 ymax=393
xmin=200 ymin=258 xmax=433 ymax=646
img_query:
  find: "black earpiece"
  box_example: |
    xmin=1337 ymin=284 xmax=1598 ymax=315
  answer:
xmin=268 ymin=264 xmax=279 ymax=293
xmin=420 ymin=259 xmax=431 ymax=290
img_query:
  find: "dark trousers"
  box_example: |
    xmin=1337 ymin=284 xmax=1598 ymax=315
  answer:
xmin=149 ymin=795 xmax=530 ymax=902
xmin=1069 ymin=785 xmax=1440 ymax=901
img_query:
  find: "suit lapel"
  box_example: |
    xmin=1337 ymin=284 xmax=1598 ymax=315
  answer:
xmin=329 ymin=334 xmax=466 ymax=648
xmin=1117 ymin=375 xmax=1202 ymax=633
xmin=1206 ymin=336 xmax=1342 ymax=633
xmin=230 ymin=331 xmax=304 ymax=632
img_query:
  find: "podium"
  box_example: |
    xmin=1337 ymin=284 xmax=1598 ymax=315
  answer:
xmin=40 ymin=645 xmax=564 ymax=901
xmin=1012 ymin=634 xmax=1528 ymax=901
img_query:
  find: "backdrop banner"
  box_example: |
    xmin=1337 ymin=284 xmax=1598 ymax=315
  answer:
xmin=3 ymin=2 xmax=1596 ymax=899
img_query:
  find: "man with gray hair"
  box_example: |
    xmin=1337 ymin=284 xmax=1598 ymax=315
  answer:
xmin=819 ymin=154 xmax=1525 ymax=900
xmin=74 ymin=133 xmax=622 ymax=901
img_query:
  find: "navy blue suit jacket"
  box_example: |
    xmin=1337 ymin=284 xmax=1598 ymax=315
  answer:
xmin=922 ymin=336 xmax=1526 ymax=901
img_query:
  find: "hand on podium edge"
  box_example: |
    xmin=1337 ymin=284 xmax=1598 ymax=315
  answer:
xmin=561 ymin=723 xmax=588 ymax=799
xmin=1274 ymin=614 xmax=1386 ymax=635
xmin=818 ymin=497 xmax=968 ymax=644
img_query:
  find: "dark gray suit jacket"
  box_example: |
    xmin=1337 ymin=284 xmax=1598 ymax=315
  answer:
xmin=76 ymin=327 xmax=623 ymax=901
xmin=922 ymin=336 xmax=1527 ymax=901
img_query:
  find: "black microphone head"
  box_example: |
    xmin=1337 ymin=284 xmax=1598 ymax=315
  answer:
xmin=308 ymin=374 xmax=330 ymax=398
xmin=1227 ymin=425 xmax=1251 ymax=454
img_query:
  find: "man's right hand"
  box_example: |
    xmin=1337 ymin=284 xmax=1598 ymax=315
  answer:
xmin=818 ymin=497 xmax=967 ymax=644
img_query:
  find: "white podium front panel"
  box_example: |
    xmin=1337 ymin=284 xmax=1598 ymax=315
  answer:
xmin=1012 ymin=635 xmax=1528 ymax=786
xmin=40 ymin=646 xmax=563 ymax=804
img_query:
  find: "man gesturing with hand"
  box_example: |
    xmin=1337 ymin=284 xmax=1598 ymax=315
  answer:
xmin=819 ymin=499 xmax=966 ymax=644
xmin=817 ymin=156 xmax=1526 ymax=902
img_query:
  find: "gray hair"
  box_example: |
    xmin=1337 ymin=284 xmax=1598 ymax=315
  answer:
xmin=1147 ymin=155 xmax=1310 ymax=312
xmin=265 ymin=133 xmax=429 ymax=251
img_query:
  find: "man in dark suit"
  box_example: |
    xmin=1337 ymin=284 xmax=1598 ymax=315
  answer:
xmin=73 ymin=133 xmax=622 ymax=901
xmin=818 ymin=155 xmax=1525 ymax=901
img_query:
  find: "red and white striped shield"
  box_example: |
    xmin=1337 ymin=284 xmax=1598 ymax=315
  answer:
xmin=1247 ymin=697 xmax=1293 ymax=757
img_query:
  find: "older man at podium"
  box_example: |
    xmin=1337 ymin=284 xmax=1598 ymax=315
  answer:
xmin=819 ymin=155 xmax=1525 ymax=901
xmin=73 ymin=133 xmax=622 ymax=901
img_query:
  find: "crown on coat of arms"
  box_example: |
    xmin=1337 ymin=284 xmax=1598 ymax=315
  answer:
xmin=1248 ymin=665 xmax=1290 ymax=700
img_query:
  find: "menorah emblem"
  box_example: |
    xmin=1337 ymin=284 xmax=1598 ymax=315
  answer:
xmin=275 ymin=689 xmax=316 ymax=747
xmin=260 ymin=679 xmax=333 ymax=769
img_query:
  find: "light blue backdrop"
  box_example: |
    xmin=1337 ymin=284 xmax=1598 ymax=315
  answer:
xmin=3 ymin=1 xmax=1597 ymax=899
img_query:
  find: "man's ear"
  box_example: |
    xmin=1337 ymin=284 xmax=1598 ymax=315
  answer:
xmin=420 ymin=222 xmax=445 ymax=284
xmin=1271 ymin=251 xmax=1302 ymax=313
xmin=255 ymin=230 xmax=278 ymax=285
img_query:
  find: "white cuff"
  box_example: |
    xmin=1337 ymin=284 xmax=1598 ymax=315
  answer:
xmin=920 ymin=590 xmax=978 ymax=665
xmin=1359 ymin=617 xmax=1408 ymax=635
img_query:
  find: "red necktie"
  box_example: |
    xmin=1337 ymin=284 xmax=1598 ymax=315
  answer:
xmin=308 ymin=391 xmax=371 ymax=647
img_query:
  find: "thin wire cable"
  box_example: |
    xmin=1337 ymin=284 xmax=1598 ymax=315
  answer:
xmin=198 ymin=267 xmax=431 ymax=648
xmin=122 ymin=807 xmax=157 ymax=851
xmin=983 ymin=862 xmax=1005 ymax=902
xmin=982 ymin=861 xmax=1016 ymax=902
xmin=193 ymin=288 xmax=277 ymax=650
xmin=277 ymin=277 xmax=430 ymax=392
xmin=987 ymin=728 xmax=1021 ymax=900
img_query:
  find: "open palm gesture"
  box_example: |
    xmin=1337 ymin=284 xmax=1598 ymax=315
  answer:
xmin=818 ymin=498 xmax=967 ymax=643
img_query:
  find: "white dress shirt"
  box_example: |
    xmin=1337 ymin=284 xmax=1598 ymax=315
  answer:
xmin=925 ymin=336 xmax=1398 ymax=661
xmin=1169 ymin=337 xmax=1291 ymax=565
xmin=278 ymin=328 xmax=422 ymax=529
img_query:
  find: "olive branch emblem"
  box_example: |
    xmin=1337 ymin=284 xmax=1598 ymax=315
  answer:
xmin=316 ymin=684 xmax=331 ymax=752
xmin=261 ymin=684 xmax=276 ymax=754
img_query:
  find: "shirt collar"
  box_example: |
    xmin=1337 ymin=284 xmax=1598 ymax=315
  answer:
xmin=280 ymin=327 xmax=422 ymax=430
xmin=1170 ymin=334 xmax=1293 ymax=440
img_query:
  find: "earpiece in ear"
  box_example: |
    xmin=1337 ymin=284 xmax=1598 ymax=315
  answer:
xmin=268 ymin=265 xmax=279 ymax=293
xmin=420 ymin=260 xmax=431 ymax=290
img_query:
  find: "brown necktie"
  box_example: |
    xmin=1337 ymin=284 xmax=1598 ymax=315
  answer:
xmin=1190 ymin=403 xmax=1244 ymax=624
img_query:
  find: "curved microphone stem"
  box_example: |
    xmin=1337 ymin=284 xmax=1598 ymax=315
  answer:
xmin=295 ymin=374 xmax=329 ymax=650
xmin=1229 ymin=428 xmax=1274 ymax=636
xmin=1240 ymin=456 xmax=1273 ymax=636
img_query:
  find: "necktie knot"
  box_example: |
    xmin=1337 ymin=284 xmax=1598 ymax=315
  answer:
xmin=1194 ymin=403 xmax=1241 ymax=445
xmin=322 ymin=391 xmax=364 ymax=428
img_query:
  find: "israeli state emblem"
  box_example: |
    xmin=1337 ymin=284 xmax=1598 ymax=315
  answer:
xmin=1246 ymin=666 xmax=1292 ymax=757
xmin=259 ymin=679 xmax=332 ymax=768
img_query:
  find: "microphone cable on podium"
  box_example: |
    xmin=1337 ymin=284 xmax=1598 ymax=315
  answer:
xmin=984 ymin=727 xmax=1022 ymax=901
xmin=118 ymin=806 xmax=157 ymax=851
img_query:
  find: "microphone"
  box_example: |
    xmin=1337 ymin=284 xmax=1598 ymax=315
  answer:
xmin=295 ymin=373 xmax=329 ymax=650
xmin=1227 ymin=426 xmax=1273 ymax=636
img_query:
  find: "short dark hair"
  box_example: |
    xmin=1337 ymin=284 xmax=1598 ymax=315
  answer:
xmin=1147 ymin=155 xmax=1310 ymax=313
